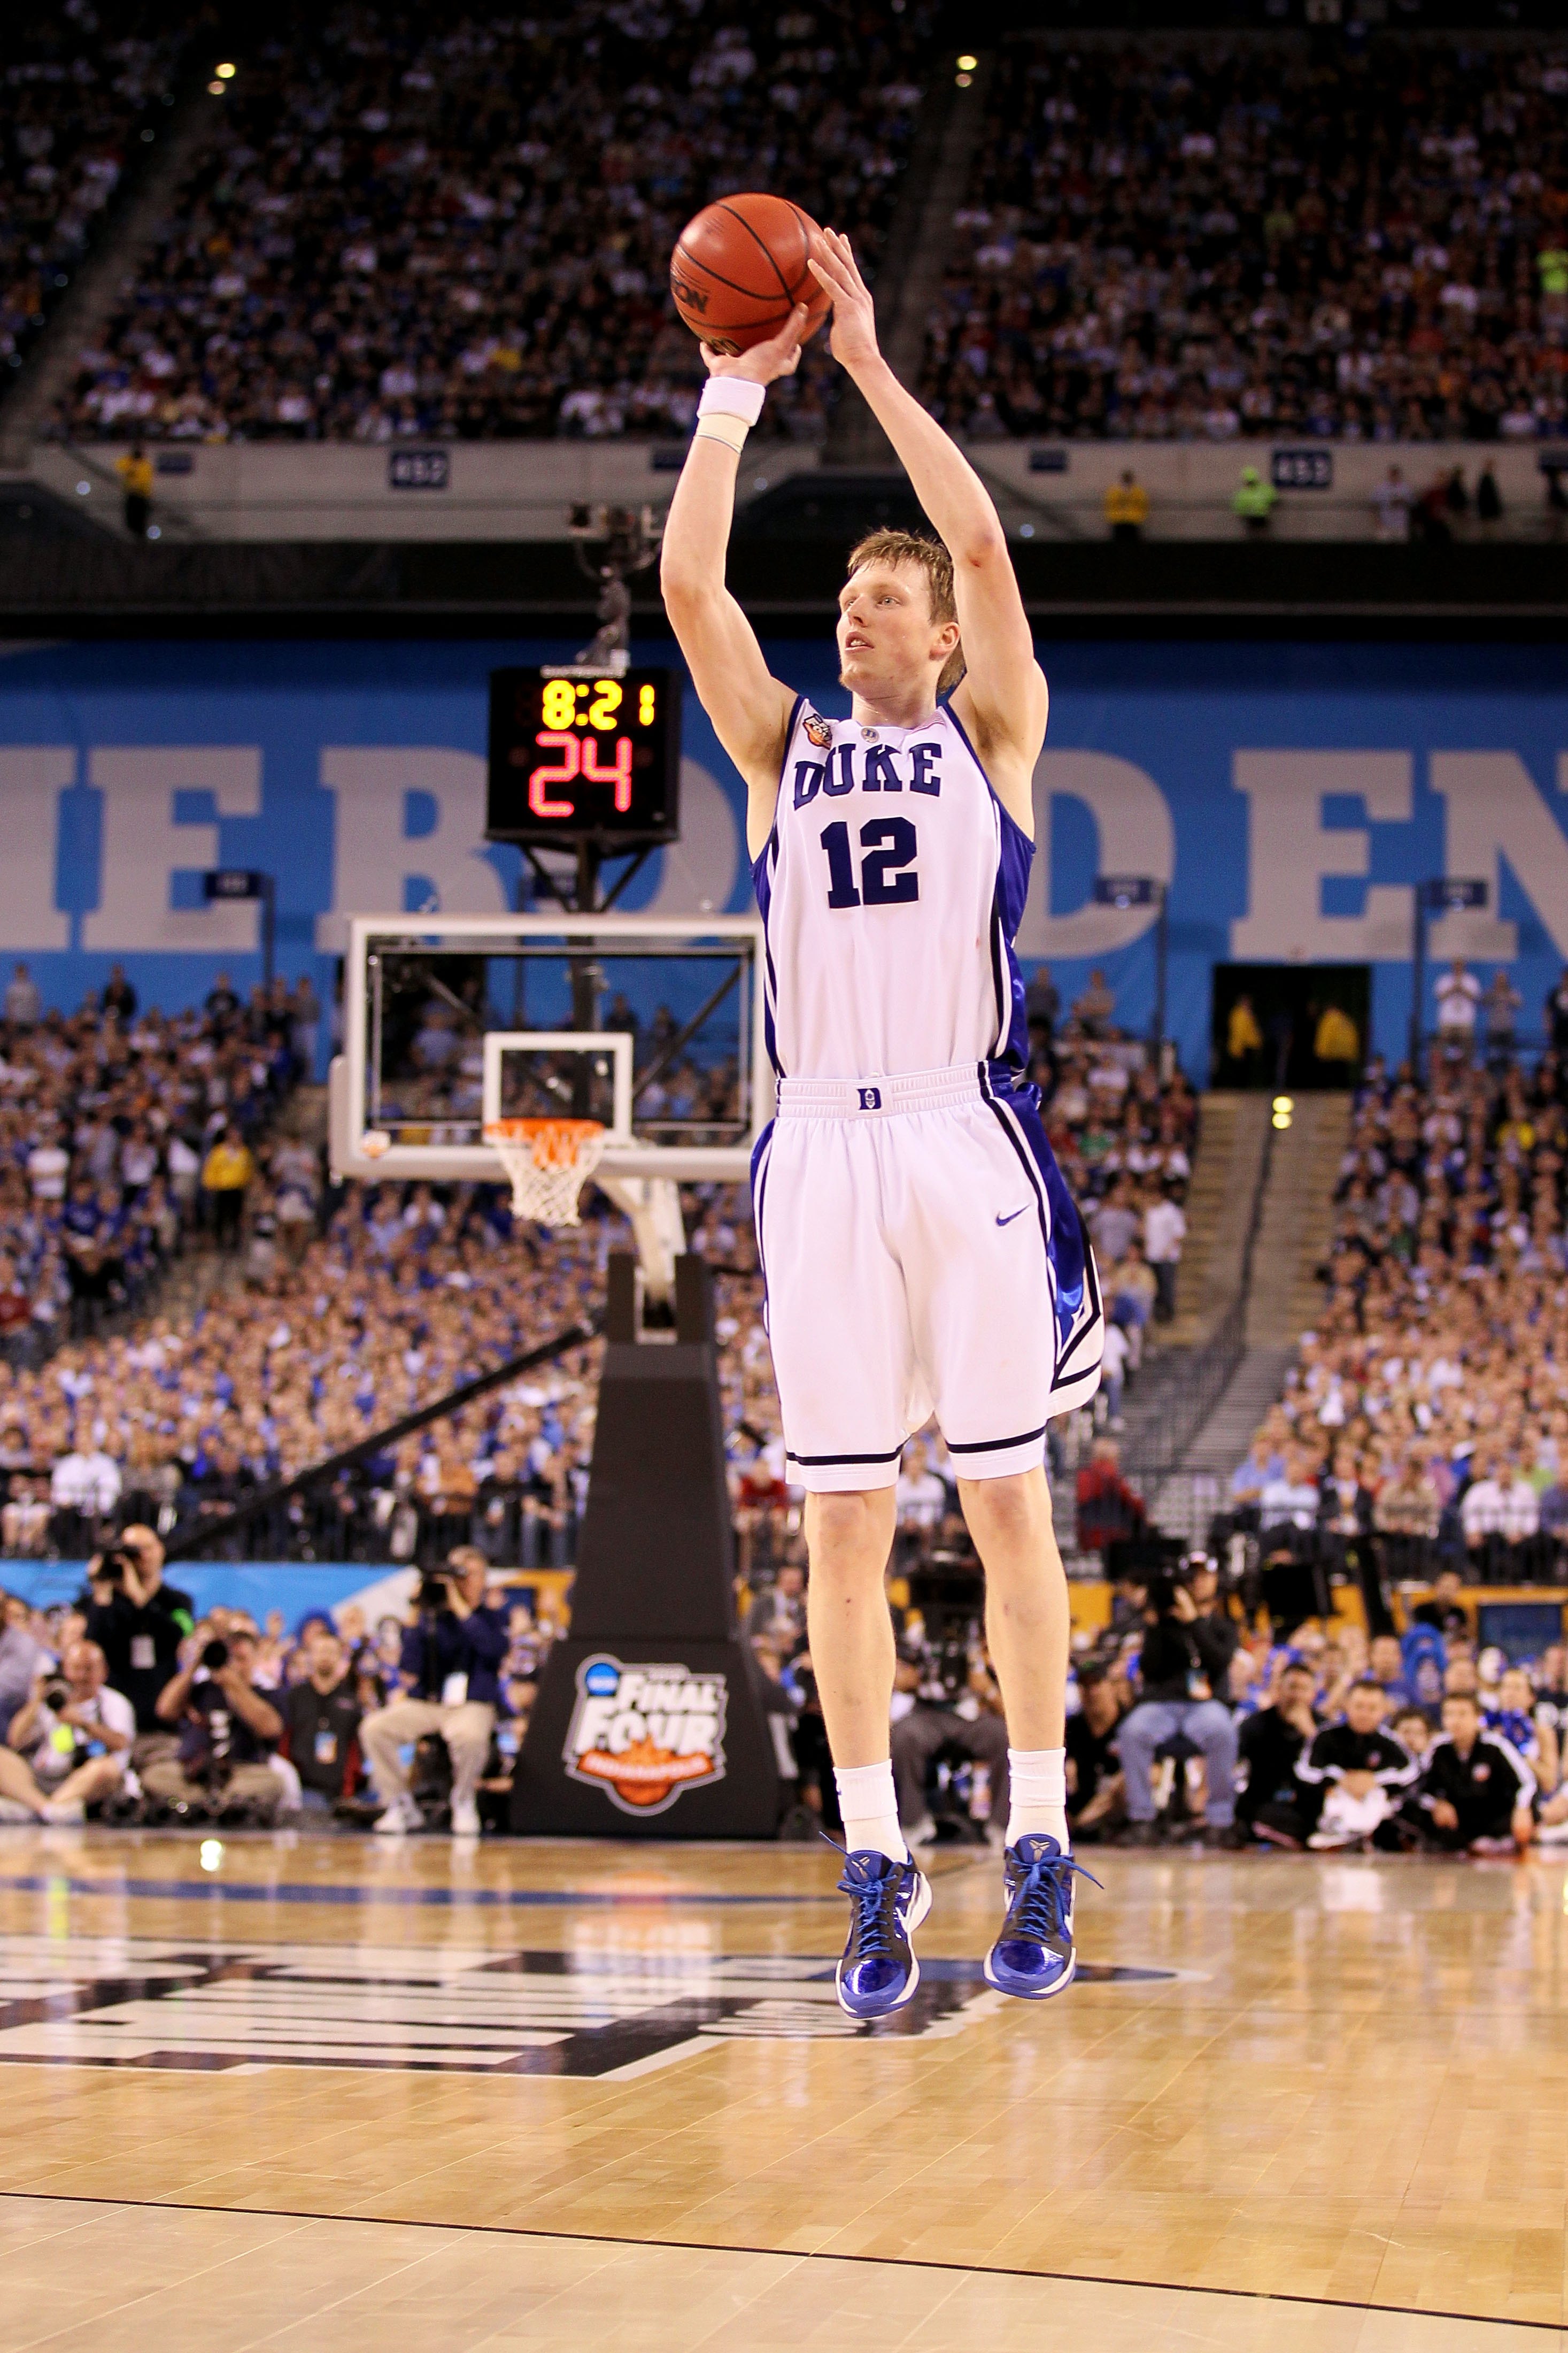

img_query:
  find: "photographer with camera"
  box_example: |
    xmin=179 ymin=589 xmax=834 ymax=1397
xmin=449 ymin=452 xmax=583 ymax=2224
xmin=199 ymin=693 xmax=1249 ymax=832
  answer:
xmin=278 ymin=1625 xmax=364 ymax=1813
xmin=360 ymin=1547 xmax=507 ymax=1838
xmin=0 ymin=1639 xmax=134 ymax=1823
xmin=144 ymin=1623 xmax=284 ymax=1821
xmin=1117 ymin=1555 xmax=1240 ymax=1846
xmin=81 ymin=1526 xmax=195 ymax=1733
xmin=891 ymin=1556 xmax=1010 ymax=1848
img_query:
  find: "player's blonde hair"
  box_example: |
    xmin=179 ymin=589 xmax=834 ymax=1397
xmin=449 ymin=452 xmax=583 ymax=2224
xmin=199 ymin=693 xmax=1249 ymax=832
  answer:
xmin=845 ymin=528 xmax=965 ymax=696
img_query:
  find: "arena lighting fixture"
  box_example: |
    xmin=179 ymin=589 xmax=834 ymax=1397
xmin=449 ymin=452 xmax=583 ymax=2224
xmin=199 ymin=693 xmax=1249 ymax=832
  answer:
xmin=215 ymin=60 xmax=236 ymax=76
xmin=955 ymin=71 xmax=972 ymax=86
xmin=208 ymin=80 xmax=226 ymax=94
xmin=957 ymin=53 xmax=978 ymax=69
xmin=1272 ymin=1095 xmax=1294 ymax=1131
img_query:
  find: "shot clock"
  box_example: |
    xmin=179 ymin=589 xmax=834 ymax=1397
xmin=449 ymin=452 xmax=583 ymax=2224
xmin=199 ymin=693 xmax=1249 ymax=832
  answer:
xmin=486 ymin=666 xmax=682 ymax=844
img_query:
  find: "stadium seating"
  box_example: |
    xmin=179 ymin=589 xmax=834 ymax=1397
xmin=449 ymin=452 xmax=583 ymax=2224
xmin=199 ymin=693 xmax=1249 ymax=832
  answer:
xmin=919 ymin=36 xmax=1568 ymax=443
xmin=54 ymin=1 xmax=937 ymax=447
xmin=2 ymin=2 xmax=189 ymax=380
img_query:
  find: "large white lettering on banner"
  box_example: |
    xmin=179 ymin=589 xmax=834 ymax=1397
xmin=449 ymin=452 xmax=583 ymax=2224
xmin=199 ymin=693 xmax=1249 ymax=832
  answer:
xmin=0 ymin=748 xmax=71 ymax=950
xmin=81 ymin=747 xmax=262 ymax=953
xmin=1017 ymin=751 xmax=1175 ymax=958
xmin=1229 ymin=750 xmax=1412 ymax=960
xmin=314 ymin=748 xmax=509 ymax=952
xmin=1427 ymin=751 xmax=1568 ymax=962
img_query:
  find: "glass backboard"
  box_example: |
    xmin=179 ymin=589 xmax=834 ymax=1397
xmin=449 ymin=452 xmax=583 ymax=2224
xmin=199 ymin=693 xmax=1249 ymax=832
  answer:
xmin=329 ymin=913 xmax=766 ymax=1187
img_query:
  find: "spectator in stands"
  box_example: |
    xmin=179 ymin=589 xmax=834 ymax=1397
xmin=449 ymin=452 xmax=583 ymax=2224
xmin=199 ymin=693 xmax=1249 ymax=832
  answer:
xmin=115 ymin=444 xmax=153 ymax=539
xmin=277 ymin=1624 xmax=362 ymax=1812
xmin=745 ymin=1562 xmax=807 ymax=1652
xmin=0 ymin=1594 xmax=42 ymax=1744
xmin=1143 ymin=1181 xmax=1185 ymax=1323
xmin=1075 ymin=1436 xmax=1145 ymax=1555
xmin=360 ymin=1547 xmax=507 ymax=1839
xmin=1104 ymin=470 xmax=1149 ymax=541
xmin=1224 ymin=993 xmax=1264 ymax=1083
xmin=1412 ymin=1569 xmax=1472 ymax=1640
xmin=1236 ymin=1660 xmax=1320 ymax=1846
xmin=892 ymin=1642 xmax=1010 ymax=1852
xmin=1408 ymin=1690 xmax=1534 ymax=1855
xmin=1233 ymin=466 xmax=1276 ymax=535
xmin=1064 ymin=1662 xmax=1125 ymax=1842
xmin=200 ymin=1121 xmax=253 ymax=1250
xmin=1072 ymin=970 xmax=1116 ymax=1037
xmin=1459 ymin=1450 xmax=1540 ymax=1578
xmin=0 ymin=1639 xmax=135 ymax=1824
xmin=1434 ymin=958 xmax=1481 ymax=1053
xmin=146 ymin=1623 xmax=284 ymax=1821
xmin=1117 ymin=1560 xmax=1239 ymax=1846
xmin=1372 ymin=467 xmax=1412 ymax=543
xmin=1259 ymin=1445 xmax=1322 ymax=1547
xmin=4 ymin=965 xmax=40 ymax=1028
xmin=1293 ymin=1680 xmax=1422 ymax=1851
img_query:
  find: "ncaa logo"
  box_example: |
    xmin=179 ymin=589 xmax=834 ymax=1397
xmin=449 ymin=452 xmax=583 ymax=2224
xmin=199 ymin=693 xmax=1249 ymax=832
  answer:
xmin=563 ymin=1652 xmax=729 ymax=1817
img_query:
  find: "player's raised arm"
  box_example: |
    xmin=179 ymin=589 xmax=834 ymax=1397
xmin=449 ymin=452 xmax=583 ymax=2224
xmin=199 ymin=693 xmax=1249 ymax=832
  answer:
xmin=807 ymin=229 xmax=1047 ymax=835
xmin=660 ymin=315 xmax=809 ymax=853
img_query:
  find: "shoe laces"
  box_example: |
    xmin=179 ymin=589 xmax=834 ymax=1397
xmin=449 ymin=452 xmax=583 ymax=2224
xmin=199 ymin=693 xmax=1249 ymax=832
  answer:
xmin=1008 ymin=1848 xmax=1101 ymax=1945
xmin=835 ymin=1853 xmax=902 ymax=1959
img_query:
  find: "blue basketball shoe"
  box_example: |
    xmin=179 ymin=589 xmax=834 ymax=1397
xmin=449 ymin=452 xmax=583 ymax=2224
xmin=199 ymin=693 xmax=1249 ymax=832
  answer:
xmin=984 ymin=1833 xmax=1100 ymax=2001
xmin=834 ymin=1848 xmax=932 ymax=2020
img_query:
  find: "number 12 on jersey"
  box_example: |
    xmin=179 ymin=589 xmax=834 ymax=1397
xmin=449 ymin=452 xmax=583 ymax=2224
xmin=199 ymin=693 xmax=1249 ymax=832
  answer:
xmin=821 ymin=818 xmax=920 ymax=910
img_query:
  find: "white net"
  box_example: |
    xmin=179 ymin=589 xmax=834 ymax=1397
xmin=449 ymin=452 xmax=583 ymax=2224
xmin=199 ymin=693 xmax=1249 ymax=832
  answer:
xmin=483 ymin=1118 xmax=607 ymax=1226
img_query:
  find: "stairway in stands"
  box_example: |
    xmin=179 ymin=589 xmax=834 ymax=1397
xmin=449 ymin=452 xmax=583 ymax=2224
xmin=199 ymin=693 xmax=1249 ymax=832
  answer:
xmin=1178 ymin=1091 xmax=1352 ymax=1480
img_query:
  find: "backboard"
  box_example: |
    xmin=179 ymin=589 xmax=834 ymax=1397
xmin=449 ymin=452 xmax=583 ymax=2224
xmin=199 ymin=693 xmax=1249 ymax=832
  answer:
xmin=329 ymin=912 xmax=767 ymax=1188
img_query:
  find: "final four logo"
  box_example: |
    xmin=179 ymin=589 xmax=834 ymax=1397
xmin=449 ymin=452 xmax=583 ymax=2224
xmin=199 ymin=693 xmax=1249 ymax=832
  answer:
xmin=562 ymin=1654 xmax=729 ymax=1814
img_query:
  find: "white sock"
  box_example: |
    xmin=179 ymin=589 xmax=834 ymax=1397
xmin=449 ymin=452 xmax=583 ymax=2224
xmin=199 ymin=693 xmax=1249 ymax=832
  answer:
xmin=833 ymin=1760 xmax=908 ymax=1864
xmin=1007 ymin=1747 xmax=1069 ymax=1851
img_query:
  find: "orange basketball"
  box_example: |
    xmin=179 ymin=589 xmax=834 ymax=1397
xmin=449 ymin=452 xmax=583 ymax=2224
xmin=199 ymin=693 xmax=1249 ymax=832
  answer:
xmin=669 ymin=191 xmax=831 ymax=355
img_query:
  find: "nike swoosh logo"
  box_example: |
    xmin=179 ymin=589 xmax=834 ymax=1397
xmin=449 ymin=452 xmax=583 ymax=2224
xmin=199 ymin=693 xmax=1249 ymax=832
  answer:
xmin=996 ymin=1206 xmax=1030 ymax=1227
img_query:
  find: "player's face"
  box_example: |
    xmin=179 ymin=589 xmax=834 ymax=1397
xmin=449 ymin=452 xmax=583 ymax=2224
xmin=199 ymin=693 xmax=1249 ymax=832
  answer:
xmin=836 ymin=562 xmax=957 ymax=696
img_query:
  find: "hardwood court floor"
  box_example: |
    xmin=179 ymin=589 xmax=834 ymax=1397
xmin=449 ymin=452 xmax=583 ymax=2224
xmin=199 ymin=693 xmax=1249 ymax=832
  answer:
xmin=0 ymin=1828 xmax=1564 ymax=2351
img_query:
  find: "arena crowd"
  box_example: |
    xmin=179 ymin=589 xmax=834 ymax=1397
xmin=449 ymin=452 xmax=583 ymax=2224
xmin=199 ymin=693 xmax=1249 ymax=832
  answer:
xmin=922 ymin=35 xmax=1568 ymax=444
xmin=2 ymin=0 xmax=188 ymax=379
xmin=53 ymin=0 xmax=936 ymax=448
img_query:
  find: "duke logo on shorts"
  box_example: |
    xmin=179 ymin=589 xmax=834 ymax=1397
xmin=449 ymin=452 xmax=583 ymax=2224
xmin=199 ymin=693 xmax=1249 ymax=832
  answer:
xmin=750 ymin=698 xmax=1103 ymax=1493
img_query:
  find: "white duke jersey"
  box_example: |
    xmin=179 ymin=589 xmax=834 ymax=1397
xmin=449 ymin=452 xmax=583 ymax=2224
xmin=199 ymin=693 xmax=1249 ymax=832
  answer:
xmin=752 ymin=697 xmax=1032 ymax=1082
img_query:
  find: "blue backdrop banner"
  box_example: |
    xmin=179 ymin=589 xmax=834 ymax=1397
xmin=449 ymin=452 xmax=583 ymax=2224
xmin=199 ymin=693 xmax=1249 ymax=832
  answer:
xmin=1 ymin=633 xmax=1565 ymax=1079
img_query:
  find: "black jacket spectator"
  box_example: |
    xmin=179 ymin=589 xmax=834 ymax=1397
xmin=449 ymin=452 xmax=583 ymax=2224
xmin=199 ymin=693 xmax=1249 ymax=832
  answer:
xmin=1414 ymin=1725 xmax=1534 ymax=1849
xmin=1237 ymin=1691 xmax=1319 ymax=1833
xmin=1136 ymin=1605 xmax=1238 ymax=1706
xmin=1294 ymin=1721 xmax=1420 ymax=1832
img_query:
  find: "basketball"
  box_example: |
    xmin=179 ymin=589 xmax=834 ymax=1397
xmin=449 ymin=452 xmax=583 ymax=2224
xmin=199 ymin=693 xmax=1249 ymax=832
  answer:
xmin=669 ymin=191 xmax=831 ymax=355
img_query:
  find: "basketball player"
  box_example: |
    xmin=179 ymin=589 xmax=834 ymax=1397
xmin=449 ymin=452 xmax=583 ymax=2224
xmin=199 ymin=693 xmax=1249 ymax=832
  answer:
xmin=661 ymin=227 xmax=1104 ymax=2017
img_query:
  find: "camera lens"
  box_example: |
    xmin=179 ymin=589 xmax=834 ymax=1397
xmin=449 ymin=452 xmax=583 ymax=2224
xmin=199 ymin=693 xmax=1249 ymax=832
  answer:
xmin=200 ymin=1638 xmax=230 ymax=1672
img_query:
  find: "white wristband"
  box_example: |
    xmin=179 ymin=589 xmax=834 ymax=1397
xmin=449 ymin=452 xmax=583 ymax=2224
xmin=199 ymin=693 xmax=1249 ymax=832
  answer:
xmin=699 ymin=377 xmax=767 ymax=425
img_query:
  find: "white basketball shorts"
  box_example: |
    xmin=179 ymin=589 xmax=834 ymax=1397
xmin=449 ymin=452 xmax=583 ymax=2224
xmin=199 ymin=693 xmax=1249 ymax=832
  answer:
xmin=752 ymin=1062 xmax=1104 ymax=1494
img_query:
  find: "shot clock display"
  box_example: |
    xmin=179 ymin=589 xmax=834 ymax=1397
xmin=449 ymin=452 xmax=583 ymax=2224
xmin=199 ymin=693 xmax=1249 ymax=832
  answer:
xmin=486 ymin=666 xmax=682 ymax=844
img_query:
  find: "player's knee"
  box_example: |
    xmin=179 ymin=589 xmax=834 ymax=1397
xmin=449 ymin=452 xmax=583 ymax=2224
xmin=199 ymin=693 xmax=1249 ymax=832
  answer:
xmin=806 ymin=1486 xmax=894 ymax=1568
xmin=960 ymin=1468 xmax=1047 ymax=1546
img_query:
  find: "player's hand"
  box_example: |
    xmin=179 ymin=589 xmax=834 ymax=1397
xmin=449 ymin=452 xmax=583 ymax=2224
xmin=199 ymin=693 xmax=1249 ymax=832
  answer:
xmin=808 ymin=227 xmax=879 ymax=372
xmin=702 ymin=305 xmax=808 ymax=386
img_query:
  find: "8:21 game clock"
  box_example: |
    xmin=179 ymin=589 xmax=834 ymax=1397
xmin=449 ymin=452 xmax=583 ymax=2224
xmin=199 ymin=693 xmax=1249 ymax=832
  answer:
xmin=486 ymin=666 xmax=682 ymax=844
